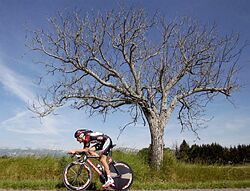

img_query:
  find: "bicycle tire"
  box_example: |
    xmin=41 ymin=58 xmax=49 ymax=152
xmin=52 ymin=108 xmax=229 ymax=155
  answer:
xmin=109 ymin=161 xmax=133 ymax=190
xmin=63 ymin=161 xmax=92 ymax=190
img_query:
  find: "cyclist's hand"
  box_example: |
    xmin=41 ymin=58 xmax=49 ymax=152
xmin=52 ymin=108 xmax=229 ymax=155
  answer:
xmin=68 ymin=150 xmax=76 ymax=155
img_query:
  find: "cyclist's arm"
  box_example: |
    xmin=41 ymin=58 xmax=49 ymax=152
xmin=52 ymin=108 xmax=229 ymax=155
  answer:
xmin=68 ymin=148 xmax=89 ymax=154
xmin=68 ymin=147 xmax=100 ymax=156
xmin=88 ymin=147 xmax=100 ymax=157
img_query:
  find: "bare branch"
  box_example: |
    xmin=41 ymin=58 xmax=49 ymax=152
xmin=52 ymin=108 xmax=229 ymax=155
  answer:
xmin=28 ymin=9 xmax=244 ymax=153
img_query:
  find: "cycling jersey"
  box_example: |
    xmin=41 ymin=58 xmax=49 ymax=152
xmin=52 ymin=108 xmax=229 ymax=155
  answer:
xmin=83 ymin=131 xmax=112 ymax=155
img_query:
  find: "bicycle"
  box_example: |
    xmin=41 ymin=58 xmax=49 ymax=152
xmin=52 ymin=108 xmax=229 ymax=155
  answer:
xmin=63 ymin=145 xmax=133 ymax=190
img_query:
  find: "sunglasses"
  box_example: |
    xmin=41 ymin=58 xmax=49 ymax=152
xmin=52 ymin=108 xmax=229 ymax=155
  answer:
xmin=78 ymin=133 xmax=85 ymax=139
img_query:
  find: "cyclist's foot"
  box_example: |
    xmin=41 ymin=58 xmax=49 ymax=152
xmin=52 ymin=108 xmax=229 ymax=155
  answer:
xmin=102 ymin=177 xmax=114 ymax=188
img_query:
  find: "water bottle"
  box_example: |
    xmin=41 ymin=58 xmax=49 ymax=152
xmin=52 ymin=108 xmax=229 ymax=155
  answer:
xmin=97 ymin=164 xmax=103 ymax=172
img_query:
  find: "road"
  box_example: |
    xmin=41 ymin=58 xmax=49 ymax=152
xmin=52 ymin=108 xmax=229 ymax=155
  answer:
xmin=141 ymin=190 xmax=250 ymax=191
xmin=1 ymin=189 xmax=250 ymax=191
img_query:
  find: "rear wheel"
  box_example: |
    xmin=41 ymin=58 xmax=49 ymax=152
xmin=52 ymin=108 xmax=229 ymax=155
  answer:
xmin=109 ymin=161 xmax=133 ymax=190
xmin=63 ymin=161 xmax=92 ymax=190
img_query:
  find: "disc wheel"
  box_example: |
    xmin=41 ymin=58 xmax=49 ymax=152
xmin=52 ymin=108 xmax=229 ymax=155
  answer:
xmin=109 ymin=161 xmax=133 ymax=190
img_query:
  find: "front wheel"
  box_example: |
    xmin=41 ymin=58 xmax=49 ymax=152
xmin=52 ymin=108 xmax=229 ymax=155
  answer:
xmin=63 ymin=161 xmax=92 ymax=190
xmin=109 ymin=161 xmax=133 ymax=190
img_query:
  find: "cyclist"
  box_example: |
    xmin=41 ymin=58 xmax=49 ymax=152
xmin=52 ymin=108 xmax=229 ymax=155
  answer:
xmin=68 ymin=129 xmax=114 ymax=188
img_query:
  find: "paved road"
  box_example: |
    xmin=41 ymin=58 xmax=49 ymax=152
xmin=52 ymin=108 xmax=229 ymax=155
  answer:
xmin=142 ymin=190 xmax=250 ymax=191
xmin=1 ymin=189 xmax=250 ymax=191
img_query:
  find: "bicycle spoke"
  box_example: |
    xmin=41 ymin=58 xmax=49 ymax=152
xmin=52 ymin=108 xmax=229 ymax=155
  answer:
xmin=68 ymin=164 xmax=90 ymax=187
xmin=69 ymin=168 xmax=78 ymax=176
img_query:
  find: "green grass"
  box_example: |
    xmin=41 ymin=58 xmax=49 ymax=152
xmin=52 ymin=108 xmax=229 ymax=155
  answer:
xmin=0 ymin=151 xmax=250 ymax=190
xmin=0 ymin=180 xmax=60 ymax=190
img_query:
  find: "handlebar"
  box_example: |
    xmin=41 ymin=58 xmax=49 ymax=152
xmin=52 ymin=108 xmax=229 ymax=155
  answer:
xmin=68 ymin=152 xmax=100 ymax=160
xmin=67 ymin=143 xmax=116 ymax=158
xmin=70 ymin=153 xmax=88 ymax=161
xmin=67 ymin=152 xmax=87 ymax=157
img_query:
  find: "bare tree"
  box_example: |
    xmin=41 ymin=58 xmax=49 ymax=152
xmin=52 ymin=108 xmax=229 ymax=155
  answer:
xmin=29 ymin=8 xmax=244 ymax=169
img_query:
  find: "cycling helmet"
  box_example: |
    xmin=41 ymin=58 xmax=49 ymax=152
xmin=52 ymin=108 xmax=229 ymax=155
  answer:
xmin=74 ymin=129 xmax=92 ymax=138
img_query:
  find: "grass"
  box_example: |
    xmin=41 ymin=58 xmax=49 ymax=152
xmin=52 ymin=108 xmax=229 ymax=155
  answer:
xmin=0 ymin=151 xmax=250 ymax=190
xmin=0 ymin=180 xmax=59 ymax=190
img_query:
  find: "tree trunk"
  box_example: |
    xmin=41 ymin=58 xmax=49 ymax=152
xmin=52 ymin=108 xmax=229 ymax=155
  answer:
xmin=143 ymin=109 xmax=166 ymax=170
xmin=149 ymin=125 xmax=164 ymax=170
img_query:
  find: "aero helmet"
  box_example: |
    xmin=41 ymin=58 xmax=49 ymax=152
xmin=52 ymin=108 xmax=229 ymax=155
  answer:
xmin=74 ymin=129 xmax=88 ymax=138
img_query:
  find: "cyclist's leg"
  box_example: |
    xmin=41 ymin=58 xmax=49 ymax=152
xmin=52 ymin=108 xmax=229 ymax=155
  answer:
xmin=88 ymin=146 xmax=99 ymax=157
xmin=100 ymin=155 xmax=110 ymax=174
xmin=99 ymin=138 xmax=114 ymax=187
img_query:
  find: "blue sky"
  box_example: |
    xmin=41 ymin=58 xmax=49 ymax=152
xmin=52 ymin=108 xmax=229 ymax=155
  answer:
xmin=0 ymin=0 xmax=250 ymax=150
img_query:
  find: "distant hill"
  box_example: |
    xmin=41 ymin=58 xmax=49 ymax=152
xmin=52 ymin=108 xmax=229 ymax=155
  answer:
xmin=0 ymin=147 xmax=138 ymax=157
xmin=0 ymin=148 xmax=66 ymax=157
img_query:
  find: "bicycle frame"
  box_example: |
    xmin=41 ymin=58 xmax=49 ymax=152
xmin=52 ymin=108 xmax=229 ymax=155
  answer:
xmin=81 ymin=154 xmax=120 ymax=181
xmin=85 ymin=156 xmax=104 ymax=178
xmin=64 ymin=152 xmax=133 ymax=190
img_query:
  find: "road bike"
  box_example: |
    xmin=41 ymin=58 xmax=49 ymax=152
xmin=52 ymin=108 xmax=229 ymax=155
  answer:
xmin=63 ymin=145 xmax=133 ymax=190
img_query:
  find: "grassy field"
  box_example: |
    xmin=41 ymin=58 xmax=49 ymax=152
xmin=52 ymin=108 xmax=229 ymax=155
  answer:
xmin=0 ymin=150 xmax=250 ymax=190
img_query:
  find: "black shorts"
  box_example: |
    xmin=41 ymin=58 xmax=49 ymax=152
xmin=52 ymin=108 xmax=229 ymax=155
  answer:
xmin=87 ymin=137 xmax=113 ymax=156
xmin=96 ymin=137 xmax=112 ymax=155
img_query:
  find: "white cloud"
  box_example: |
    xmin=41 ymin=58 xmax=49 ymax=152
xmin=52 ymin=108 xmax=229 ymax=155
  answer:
xmin=0 ymin=110 xmax=59 ymax=135
xmin=0 ymin=60 xmax=64 ymax=136
xmin=0 ymin=62 xmax=35 ymax=103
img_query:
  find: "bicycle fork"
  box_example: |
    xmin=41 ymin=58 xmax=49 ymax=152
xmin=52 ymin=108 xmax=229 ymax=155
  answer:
xmin=71 ymin=162 xmax=85 ymax=185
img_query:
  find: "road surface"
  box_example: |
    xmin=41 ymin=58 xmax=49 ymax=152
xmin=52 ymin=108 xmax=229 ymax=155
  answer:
xmin=1 ymin=189 xmax=250 ymax=191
